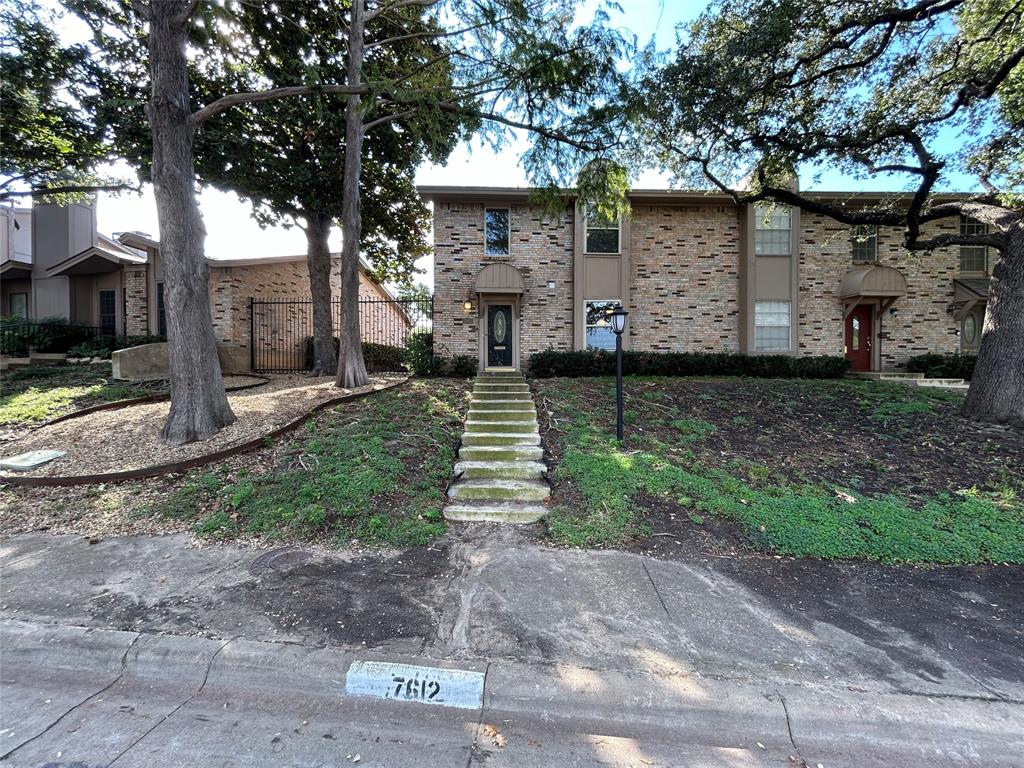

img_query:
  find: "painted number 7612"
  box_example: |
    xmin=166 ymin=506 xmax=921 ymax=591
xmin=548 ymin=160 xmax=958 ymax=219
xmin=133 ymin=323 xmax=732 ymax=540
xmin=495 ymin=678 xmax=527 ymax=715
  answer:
xmin=391 ymin=675 xmax=442 ymax=702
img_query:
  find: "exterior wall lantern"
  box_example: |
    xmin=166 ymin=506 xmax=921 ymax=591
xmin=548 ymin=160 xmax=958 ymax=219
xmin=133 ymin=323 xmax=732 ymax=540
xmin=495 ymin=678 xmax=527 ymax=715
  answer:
xmin=463 ymin=300 xmax=473 ymax=313
xmin=610 ymin=306 xmax=628 ymax=442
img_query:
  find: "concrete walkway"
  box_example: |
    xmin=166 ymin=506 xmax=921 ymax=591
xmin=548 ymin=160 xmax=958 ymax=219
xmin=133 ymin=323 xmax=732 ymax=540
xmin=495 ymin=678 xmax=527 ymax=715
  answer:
xmin=1 ymin=529 xmax=1022 ymax=766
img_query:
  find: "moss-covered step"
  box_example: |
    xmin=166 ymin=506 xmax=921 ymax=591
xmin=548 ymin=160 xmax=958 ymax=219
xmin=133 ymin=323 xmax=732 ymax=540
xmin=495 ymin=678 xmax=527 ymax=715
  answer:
xmin=468 ymin=399 xmax=535 ymax=410
xmin=458 ymin=445 xmax=545 ymax=462
xmin=453 ymin=460 xmax=546 ymax=480
xmin=464 ymin=419 xmax=538 ymax=433
xmin=447 ymin=478 xmax=550 ymax=502
xmin=443 ymin=502 xmax=548 ymax=523
xmin=467 ymin=409 xmax=536 ymax=422
xmin=460 ymin=432 xmax=541 ymax=447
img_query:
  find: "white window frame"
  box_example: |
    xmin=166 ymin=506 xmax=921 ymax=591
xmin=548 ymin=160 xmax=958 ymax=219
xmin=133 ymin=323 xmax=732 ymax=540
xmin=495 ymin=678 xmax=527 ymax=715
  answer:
xmin=851 ymin=224 xmax=878 ymax=264
xmin=584 ymin=299 xmax=620 ymax=351
xmin=584 ymin=209 xmax=621 ymax=255
xmin=754 ymin=300 xmax=792 ymax=352
xmin=484 ymin=207 xmax=511 ymax=257
xmin=754 ymin=205 xmax=792 ymax=256
xmin=959 ymin=216 xmax=988 ymax=274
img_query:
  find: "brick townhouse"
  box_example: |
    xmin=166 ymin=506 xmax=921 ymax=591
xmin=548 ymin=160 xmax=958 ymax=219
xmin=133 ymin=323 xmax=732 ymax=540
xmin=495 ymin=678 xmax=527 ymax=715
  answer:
xmin=420 ymin=186 xmax=990 ymax=373
xmin=1 ymin=203 xmax=410 ymax=372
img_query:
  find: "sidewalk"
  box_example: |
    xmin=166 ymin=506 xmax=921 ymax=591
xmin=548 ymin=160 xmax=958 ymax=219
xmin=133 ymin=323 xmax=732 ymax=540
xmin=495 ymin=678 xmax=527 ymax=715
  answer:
xmin=1 ymin=528 xmax=1022 ymax=766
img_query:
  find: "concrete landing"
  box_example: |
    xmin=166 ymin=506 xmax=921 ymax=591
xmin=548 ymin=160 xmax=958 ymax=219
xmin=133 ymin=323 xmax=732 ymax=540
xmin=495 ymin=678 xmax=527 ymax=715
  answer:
xmin=445 ymin=372 xmax=550 ymax=523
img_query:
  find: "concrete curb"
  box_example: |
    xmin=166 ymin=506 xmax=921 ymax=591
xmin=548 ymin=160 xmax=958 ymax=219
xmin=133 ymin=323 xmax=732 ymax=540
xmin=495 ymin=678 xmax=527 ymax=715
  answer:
xmin=0 ymin=378 xmax=407 ymax=488
xmin=3 ymin=619 xmax=1021 ymax=767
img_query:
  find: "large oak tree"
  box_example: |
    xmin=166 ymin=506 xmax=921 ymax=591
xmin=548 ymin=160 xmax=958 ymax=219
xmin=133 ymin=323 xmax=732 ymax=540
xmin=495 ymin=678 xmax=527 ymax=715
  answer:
xmin=632 ymin=0 xmax=1023 ymax=426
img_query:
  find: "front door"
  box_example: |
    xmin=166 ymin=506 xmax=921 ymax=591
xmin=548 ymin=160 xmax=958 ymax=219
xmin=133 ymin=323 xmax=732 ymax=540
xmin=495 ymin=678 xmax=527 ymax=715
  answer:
xmin=844 ymin=304 xmax=873 ymax=371
xmin=486 ymin=303 xmax=514 ymax=368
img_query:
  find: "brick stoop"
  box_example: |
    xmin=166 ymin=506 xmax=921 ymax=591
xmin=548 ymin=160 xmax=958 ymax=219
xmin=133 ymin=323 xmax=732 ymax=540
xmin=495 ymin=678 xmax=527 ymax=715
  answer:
xmin=445 ymin=372 xmax=550 ymax=524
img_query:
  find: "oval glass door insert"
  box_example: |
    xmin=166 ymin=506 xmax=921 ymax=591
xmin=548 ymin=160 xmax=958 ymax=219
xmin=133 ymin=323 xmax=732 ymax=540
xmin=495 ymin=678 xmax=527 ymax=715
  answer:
xmin=494 ymin=310 xmax=507 ymax=343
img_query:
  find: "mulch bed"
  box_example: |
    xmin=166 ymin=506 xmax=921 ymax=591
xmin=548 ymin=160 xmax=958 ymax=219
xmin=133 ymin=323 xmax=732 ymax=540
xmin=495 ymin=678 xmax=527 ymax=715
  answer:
xmin=0 ymin=374 xmax=404 ymax=478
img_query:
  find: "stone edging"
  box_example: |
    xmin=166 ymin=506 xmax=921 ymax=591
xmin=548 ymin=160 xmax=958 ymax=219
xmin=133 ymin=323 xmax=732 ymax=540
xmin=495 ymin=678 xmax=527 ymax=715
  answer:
xmin=0 ymin=378 xmax=407 ymax=488
xmin=38 ymin=376 xmax=272 ymax=428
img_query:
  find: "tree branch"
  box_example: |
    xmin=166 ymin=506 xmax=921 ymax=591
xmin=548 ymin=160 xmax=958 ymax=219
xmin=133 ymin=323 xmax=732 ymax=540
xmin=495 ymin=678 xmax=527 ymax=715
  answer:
xmin=175 ymin=0 xmax=202 ymax=24
xmin=365 ymin=0 xmax=440 ymax=23
xmin=363 ymin=109 xmax=416 ymax=131
xmin=0 ymin=182 xmax=139 ymax=200
xmin=191 ymin=85 xmax=366 ymax=126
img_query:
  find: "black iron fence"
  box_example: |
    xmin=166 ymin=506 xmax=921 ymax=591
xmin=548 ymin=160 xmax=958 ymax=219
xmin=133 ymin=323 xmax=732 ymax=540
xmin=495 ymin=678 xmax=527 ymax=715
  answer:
xmin=0 ymin=319 xmax=107 ymax=357
xmin=250 ymin=295 xmax=432 ymax=373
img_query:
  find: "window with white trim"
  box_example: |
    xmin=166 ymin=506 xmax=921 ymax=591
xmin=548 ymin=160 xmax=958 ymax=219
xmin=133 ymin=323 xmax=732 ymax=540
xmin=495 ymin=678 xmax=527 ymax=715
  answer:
xmin=754 ymin=205 xmax=792 ymax=255
xmin=485 ymin=208 xmax=510 ymax=256
xmin=754 ymin=301 xmax=791 ymax=351
xmin=959 ymin=216 xmax=988 ymax=273
xmin=851 ymin=225 xmax=878 ymax=263
xmin=585 ymin=300 xmax=619 ymax=351
xmin=585 ymin=210 xmax=620 ymax=254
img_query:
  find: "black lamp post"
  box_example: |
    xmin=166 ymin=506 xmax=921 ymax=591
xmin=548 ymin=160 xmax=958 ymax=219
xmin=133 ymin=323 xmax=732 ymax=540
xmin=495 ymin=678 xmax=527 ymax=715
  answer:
xmin=610 ymin=306 xmax=628 ymax=442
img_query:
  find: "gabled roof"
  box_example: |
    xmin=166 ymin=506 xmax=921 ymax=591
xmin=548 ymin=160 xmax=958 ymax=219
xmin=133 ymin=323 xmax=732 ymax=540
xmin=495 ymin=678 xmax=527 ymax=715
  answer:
xmin=46 ymin=234 xmax=148 ymax=276
xmin=954 ymin=277 xmax=989 ymax=302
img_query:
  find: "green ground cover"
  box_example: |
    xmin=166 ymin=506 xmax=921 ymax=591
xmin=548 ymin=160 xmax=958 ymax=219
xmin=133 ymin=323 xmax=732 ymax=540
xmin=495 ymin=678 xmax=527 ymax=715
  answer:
xmin=151 ymin=380 xmax=470 ymax=547
xmin=0 ymin=365 xmax=155 ymax=425
xmin=537 ymin=377 xmax=1023 ymax=564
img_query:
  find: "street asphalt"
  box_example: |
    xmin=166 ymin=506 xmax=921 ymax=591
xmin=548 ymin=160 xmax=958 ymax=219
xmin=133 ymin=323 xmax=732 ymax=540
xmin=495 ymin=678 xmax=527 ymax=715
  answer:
xmin=1 ymin=526 xmax=1021 ymax=767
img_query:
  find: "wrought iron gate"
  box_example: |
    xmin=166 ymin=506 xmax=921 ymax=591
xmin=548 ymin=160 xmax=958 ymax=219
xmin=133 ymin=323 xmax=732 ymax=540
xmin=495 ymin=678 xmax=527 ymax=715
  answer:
xmin=249 ymin=295 xmax=432 ymax=373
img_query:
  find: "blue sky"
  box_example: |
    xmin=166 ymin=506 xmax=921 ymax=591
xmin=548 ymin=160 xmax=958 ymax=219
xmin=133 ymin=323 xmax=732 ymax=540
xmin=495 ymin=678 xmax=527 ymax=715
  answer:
xmin=82 ymin=0 xmax=978 ymax=284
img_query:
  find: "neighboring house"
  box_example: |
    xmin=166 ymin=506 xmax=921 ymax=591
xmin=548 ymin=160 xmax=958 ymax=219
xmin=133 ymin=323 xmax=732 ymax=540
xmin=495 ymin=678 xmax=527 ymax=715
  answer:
xmin=0 ymin=203 xmax=411 ymax=372
xmin=420 ymin=186 xmax=990 ymax=373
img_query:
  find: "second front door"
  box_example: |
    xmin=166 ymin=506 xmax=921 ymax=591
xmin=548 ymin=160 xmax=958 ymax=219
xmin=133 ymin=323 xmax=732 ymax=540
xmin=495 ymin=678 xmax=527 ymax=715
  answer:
xmin=486 ymin=303 xmax=514 ymax=368
xmin=844 ymin=304 xmax=873 ymax=371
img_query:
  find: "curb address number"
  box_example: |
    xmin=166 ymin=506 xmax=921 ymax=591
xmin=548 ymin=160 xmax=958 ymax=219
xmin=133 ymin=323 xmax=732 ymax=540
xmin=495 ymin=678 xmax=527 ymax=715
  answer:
xmin=345 ymin=660 xmax=485 ymax=710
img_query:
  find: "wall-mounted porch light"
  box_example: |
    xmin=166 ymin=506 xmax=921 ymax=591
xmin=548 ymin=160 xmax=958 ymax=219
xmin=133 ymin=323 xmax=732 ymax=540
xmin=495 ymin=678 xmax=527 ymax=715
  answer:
xmin=463 ymin=300 xmax=473 ymax=313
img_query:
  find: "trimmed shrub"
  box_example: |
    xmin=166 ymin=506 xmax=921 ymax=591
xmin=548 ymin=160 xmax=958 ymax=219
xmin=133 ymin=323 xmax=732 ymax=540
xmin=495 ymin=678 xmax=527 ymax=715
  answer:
xmin=68 ymin=334 xmax=167 ymax=360
xmin=302 ymin=337 xmax=410 ymax=373
xmin=907 ymin=353 xmax=976 ymax=381
xmin=405 ymin=331 xmax=476 ymax=378
xmin=1 ymin=317 xmax=98 ymax=355
xmin=528 ymin=349 xmax=849 ymax=379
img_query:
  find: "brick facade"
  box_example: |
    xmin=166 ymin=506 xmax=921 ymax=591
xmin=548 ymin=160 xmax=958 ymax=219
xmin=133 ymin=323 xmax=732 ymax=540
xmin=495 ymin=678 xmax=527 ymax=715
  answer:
xmin=124 ymin=268 xmax=148 ymax=336
xmin=629 ymin=205 xmax=741 ymax=352
xmin=430 ymin=193 xmax=973 ymax=372
xmin=432 ymin=201 xmax=575 ymax=367
xmin=799 ymin=214 xmax=962 ymax=367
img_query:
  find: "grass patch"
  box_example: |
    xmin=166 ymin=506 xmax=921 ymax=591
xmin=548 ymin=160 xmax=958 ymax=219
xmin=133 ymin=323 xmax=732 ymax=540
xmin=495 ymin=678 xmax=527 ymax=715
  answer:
xmin=0 ymin=365 xmax=155 ymax=425
xmin=540 ymin=376 xmax=1023 ymax=564
xmin=149 ymin=381 xmax=467 ymax=547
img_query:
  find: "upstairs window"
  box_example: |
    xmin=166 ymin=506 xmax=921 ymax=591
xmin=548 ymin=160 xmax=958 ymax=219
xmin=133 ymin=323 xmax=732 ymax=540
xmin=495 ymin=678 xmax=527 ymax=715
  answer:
xmin=754 ymin=300 xmax=791 ymax=351
xmin=851 ymin=225 xmax=878 ymax=263
xmin=585 ymin=300 xmax=618 ymax=351
xmin=959 ymin=216 xmax=988 ymax=273
xmin=585 ymin=210 xmax=620 ymax=254
xmin=754 ymin=205 xmax=792 ymax=255
xmin=485 ymin=208 xmax=510 ymax=256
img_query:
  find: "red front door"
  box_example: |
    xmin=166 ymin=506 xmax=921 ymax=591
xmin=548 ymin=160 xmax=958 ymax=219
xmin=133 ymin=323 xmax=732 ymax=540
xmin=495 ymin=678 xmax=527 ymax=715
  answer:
xmin=845 ymin=304 xmax=873 ymax=371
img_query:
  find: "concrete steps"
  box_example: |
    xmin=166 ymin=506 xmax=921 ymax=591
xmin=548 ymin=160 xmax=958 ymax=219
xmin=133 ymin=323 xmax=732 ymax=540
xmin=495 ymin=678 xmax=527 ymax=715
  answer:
xmin=445 ymin=372 xmax=550 ymax=524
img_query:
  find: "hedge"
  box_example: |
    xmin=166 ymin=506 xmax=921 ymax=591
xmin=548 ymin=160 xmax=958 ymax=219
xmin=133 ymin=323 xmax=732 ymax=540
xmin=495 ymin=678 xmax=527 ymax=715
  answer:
xmin=406 ymin=332 xmax=477 ymax=378
xmin=67 ymin=334 xmax=168 ymax=360
xmin=907 ymin=353 xmax=976 ymax=381
xmin=303 ymin=337 xmax=408 ymax=373
xmin=527 ymin=349 xmax=850 ymax=379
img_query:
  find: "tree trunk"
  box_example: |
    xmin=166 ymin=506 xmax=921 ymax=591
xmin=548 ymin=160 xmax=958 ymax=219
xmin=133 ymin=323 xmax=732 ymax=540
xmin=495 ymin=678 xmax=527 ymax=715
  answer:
xmin=963 ymin=227 xmax=1024 ymax=428
xmin=335 ymin=0 xmax=369 ymax=389
xmin=148 ymin=1 xmax=236 ymax=444
xmin=305 ymin=211 xmax=338 ymax=376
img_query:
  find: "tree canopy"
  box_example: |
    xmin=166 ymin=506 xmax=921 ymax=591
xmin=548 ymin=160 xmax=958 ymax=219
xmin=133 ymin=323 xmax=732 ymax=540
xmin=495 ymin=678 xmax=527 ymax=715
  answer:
xmin=0 ymin=0 xmax=127 ymax=201
xmin=630 ymin=0 xmax=1022 ymax=238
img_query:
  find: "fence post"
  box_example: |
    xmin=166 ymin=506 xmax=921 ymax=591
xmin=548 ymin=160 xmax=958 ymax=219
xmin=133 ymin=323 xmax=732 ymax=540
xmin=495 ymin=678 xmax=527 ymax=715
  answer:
xmin=249 ymin=297 xmax=255 ymax=373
